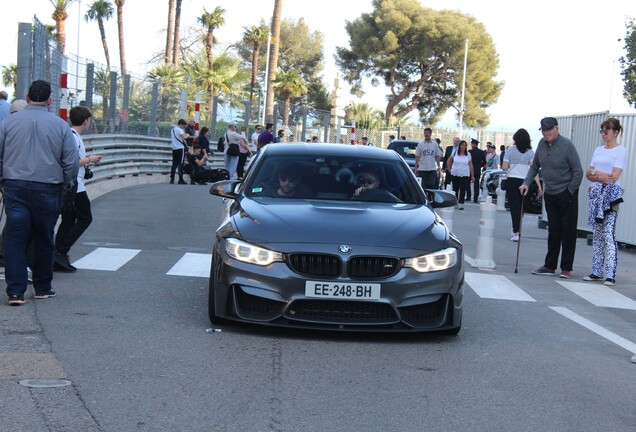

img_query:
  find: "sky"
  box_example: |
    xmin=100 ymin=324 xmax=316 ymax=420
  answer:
xmin=1 ymin=0 xmax=635 ymax=133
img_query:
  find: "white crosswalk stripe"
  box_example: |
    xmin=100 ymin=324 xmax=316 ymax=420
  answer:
xmin=73 ymin=247 xmax=141 ymax=271
xmin=557 ymin=281 xmax=636 ymax=310
xmin=465 ymin=272 xmax=536 ymax=302
xmin=166 ymin=253 xmax=211 ymax=278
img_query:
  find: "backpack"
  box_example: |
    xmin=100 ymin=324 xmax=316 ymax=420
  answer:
xmin=217 ymin=134 xmax=225 ymax=152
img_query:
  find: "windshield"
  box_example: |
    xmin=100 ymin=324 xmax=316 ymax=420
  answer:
xmin=244 ymin=154 xmax=423 ymax=204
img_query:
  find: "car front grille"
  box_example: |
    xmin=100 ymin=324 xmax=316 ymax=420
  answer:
xmin=288 ymin=254 xmax=341 ymax=277
xmin=234 ymin=287 xmax=284 ymax=321
xmin=288 ymin=254 xmax=400 ymax=279
xmin=285 ymin=299 xmax=398 ymax=324
xmin=399 ymin=296 xmax=448 ymax=328
xmin=348 ymin=257 xmax=400 ymax=279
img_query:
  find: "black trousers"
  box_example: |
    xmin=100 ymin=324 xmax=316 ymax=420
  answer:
xmin=55 ymin=190 xmax=92 ymax=255
xmin=505 ymin=177 xmax=524 ymax=233
xmin=452 ymin=175 xmax=470 ymax=204
xmin=170 ymin=148 xmax=184 ymax=181
xmin=237 ymin=153 xmax=249 ymax=178
xmin=543 ymin=189 xmax=579 ymax=272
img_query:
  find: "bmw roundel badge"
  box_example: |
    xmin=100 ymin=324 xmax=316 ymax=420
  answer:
xmin=338 ymin=245 xmax=352 ymax=254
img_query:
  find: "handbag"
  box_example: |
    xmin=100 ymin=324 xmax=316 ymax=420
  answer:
xmin=227 ymin=142 xmax=240 ymax=156
xmin=500 ymin=177 xmax=508 ymax=191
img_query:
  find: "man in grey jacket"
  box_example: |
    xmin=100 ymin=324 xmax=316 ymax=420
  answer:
xmin=520 ymin=117 xmax=583 ymax=278
xmin=0 ymin=80 xmax=79 ymax=305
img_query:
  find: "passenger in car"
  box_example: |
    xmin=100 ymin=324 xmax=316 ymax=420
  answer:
xmin=260 ymin=164 xmax=314 ymax=198
xmin=352 ymin=167 xmax=401 ymax=202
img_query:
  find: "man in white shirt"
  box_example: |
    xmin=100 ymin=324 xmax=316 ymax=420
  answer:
xmin=170 ymin=119 xmax=191 ymax=184
xmin=415 ymin=127 xmax=442 ymax=189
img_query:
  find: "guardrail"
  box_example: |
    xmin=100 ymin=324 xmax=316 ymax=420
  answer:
xmin=83 ymin=134 xmax=226 ymax=199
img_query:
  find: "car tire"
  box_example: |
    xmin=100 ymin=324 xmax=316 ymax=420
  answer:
xmin=208 ymin=252 xmax=226 ymax=325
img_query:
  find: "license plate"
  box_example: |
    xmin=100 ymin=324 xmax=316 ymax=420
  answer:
xmin=305 ymin=281 xmax=381 ymax=300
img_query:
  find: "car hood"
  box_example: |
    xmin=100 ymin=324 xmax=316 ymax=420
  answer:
xmin=229 ymin=198 xmax=446 ymax=251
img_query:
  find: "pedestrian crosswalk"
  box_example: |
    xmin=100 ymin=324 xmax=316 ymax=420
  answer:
xmin=68 ymin=247 xmax=636 ymax=312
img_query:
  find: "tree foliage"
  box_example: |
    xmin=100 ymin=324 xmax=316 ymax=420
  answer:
xmin=335 ymin=0 xmax=502 ymax=128
xmin=85 ymin=0 xmax=114 ymax=70
xmin=620 ymin=18 xmax=636 ymax=108
xmin=345 ymin=102 xmax=385 ymax=129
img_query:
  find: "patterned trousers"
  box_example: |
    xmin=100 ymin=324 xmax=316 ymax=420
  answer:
xmin=591 ymin=210 xmax=618 ymax=279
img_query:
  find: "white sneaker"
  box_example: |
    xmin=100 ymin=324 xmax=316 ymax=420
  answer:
xmin=511 ymin=234 xmax=519 ymax=242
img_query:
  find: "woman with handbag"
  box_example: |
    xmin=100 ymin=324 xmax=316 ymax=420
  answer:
xmin=224 ymin=124 xmax=244 ymax=179
xmin=502 ymin=128 xmax=542 ymax=242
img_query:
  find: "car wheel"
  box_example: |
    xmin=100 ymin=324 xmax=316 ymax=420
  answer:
xmin=208 ymin=252 xmax=225 ymax=325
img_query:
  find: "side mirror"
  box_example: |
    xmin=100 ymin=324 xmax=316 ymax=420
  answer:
xmin=209 ymin=179 xmax=241 ymax=199
xmin=425 ymin=189 xmax=457 ymax=208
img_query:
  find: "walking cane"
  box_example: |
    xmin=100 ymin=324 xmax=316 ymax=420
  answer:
xmin=514 ymin=195 xmax=525 ymax=273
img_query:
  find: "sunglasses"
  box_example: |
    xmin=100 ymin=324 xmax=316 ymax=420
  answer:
xmin=279 ymin=175 xmax=298 ymax=182
xmin=599 ymin=128 xmax=614 ymax=135
xmin=358 ymin=177 xmax=377 ymax=185
xmin=541 ymin=126 xmax=556 ymax=132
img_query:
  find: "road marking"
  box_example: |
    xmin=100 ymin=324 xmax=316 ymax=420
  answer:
xmin=557 ymin=281 xmax=636 ymax=310
xmin=166 ymin=253 xmax=211 ymax=278
xmin=550 ymin=307 xmax=636 ymax=354
xmin=73 ymin=247 xmax=141 ymax=271
xmin=465 ymin=272 xmax=536 ymax=302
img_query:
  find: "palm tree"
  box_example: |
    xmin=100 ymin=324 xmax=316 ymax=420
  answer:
xmin=172 ymin=0 xmax=183 ymax=64
xmin=2 ymin=65 xmax=17 ymax=95
xmin=148 ymin=63 xmax=184 ymax=120
xmin=274 ymin=70 xmax=307 ymax=126
xmin=242 ymin=23 xmax=268 ymax=111
xmin=165 ymin=0 xmax=176 ymax=63
xmin=265 ymin=0 xmax=282 ymax=124
xmin=85 ymin=0 xmax=114 ymax=70
xmin=114 ymin=0 xmax=126 ymax=76
xmin=345 ymin=102 xmax=386 ymax=130
xmin=198 ymin=6 xmax=226 ymax=70
xmin=49 ymin=0 xmax=76 ymax=53
xmin=93 ymin=69 xmax=111 ymax=122
xmin=184 ymin=52 xmax=250 ymax=120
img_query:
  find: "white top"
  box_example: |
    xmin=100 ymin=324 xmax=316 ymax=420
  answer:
xmin=415 ymin=140 xmax=442 ymax=171
xmin=72 ymin=129 xmax=87 ymax=193
xmin=251 ymin=131 xmax=260 ymax=146
xmin=451 ymin=154 xmax=471 ymax=177
xmin=503 ymin=145 xmax=534 ymax=179
xmin=590 ymin=144 xmax=627 ymax=187
xmin=171 ymin=126 xmax=187 ymax=150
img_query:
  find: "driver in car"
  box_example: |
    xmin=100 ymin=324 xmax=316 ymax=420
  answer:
xmin=353 ymin=169 xmax=381 ymax=197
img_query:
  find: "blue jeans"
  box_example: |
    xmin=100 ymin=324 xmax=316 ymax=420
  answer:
xmin=3 ymin=180 xmax=63 ymax=297
xmin=224 ymin=154 xmax=239 ymax=179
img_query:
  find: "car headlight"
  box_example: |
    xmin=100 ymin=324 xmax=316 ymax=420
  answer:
xmin=404 ymin=248 xmax=457 ymax=272
xmin=225 ymin=238 xmax=283 ymax=266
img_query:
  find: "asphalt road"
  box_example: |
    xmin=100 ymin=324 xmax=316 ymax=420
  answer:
xmin=1 ymin=184 xmax=635 ymax=432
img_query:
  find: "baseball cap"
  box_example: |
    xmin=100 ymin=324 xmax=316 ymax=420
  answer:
xmin=10 ymin=99 xmax=27 ymax=113
xmin=470 ymin=138 xmax=479 ymax=145
xmin=539 ymin=117 xmax=558 ymax=130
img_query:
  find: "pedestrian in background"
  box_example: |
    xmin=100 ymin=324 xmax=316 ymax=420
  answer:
xmin=0 ymin=80 xmax=79 ymax=305
xmin=414 ymin=127 xmax=441 ymax=189
xmin=447 ymin=139 xmax=474 ymax=210
xmin=170 ymin=119 xmax=191 ymax=184
xmin=583 ymin=118 xmax=627 ymax=286
xmin=442 ymin=136 xmax=460 ymax=188
xmin=224 ymin=123 xmax=244 ymax=179
xmin=502 ymin=128 xmax=542 ymax=242
xmin=468 ymin=138 xmax=486 ymax=203
xmin=257 ymin=123 xmax=274 ymax=150
xmin=521 ymin=117 xmax=583 ymax=278
xmin=197 ymin=126 xmax=211 ymax=156
xmin=54 ymin=105 xmax=103 ymax=272
xmin=485 ymin=142 xmax=499 ymax=169
xmin=0 ymin=90 xmax=9 ymax=125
